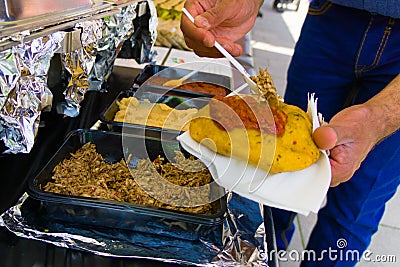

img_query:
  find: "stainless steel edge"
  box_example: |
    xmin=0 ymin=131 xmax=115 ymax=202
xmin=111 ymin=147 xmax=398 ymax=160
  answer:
xmin=0 ymin=0 xmax=142 ymax=52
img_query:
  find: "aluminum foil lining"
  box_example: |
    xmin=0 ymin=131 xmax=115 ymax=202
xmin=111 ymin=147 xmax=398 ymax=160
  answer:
xmin=59 ymin=0 xmax=157 ymax=117
xmin=0 ymin=49 xmax=20 ymax=108
xmin=0 ymin=192 xmax=269 ymax=266
xmin=0 ymin=32 xmax=65 ymax=153
xmin=87 ymin=2 xmax=137 ymax=92
xmin=128 ymin=0 xmax=158 ymax=64
xmin=58 ymin=20 xmax=102 ymax=117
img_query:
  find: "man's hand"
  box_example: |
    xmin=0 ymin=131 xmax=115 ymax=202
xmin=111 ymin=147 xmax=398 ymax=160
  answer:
xmin=313 ymin=105 xmax=378 ymax=187
xmin=313 ymin=75 xmax=400 ymax=186
xmin=180 ymin=0 xmax=263 ymax=58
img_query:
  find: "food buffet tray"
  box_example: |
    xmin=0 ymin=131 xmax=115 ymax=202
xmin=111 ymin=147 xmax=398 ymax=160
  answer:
xmin=27 ymin=129 xmax=227 ymax=241
xmin=99 ymin=64 xmax=232 ymax=136
xmin=99 ymin=87 xmax=210 ymax=136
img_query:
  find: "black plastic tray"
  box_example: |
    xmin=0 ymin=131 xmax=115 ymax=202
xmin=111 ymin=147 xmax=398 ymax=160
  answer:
xmin=133 ymin=64 xmax=169 ymax=87
xmin=27 ymin=129 xmax=227 ymax=241
xmin=99 ymin=87 xmax=210 ymax=136
xmin=99 ymin=64 xmax=232 ymax=136
xmin=133 ymin=64 xmax=232 ymax=95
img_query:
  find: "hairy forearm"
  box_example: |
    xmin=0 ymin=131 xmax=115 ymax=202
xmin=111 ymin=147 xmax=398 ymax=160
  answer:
xmin=364 ymin=74 xmax=400 ymax=143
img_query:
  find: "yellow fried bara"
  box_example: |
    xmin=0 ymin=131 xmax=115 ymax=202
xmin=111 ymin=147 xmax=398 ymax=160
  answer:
xmin=189 ymin=68 xmax=321 ymax=173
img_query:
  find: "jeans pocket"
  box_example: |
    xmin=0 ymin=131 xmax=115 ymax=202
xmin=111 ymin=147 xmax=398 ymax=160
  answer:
xmin=308 ymin=0 xmax=333 ymax=15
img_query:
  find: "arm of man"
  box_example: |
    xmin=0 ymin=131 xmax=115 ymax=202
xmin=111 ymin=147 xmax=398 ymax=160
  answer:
xmin=314 ymin=74 xmax=400 ymax=186
xmin=180 ymin=0 xmax=264 ymax=58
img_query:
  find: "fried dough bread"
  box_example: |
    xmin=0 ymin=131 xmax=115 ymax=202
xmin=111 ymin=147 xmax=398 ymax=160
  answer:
xmin=188 ymin=68 xmax=321 ymax=173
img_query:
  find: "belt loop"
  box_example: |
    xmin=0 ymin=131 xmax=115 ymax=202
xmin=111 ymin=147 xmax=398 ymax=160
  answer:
xmin=387 ymin=18 xmax=395 ymax=32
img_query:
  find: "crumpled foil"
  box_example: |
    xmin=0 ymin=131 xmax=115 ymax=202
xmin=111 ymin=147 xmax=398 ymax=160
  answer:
xmin=0 ymin=50 xmax=20 ymax=109
xmin=0 ymin=32 xmax=65 ymax=153
xmin=87 ymin=2 xmax=137 ymax=92
xmin=58 ymin=20 xmax=103 ymax=117
xmin=59 ymin=0 xmax=157 ymax=117
xmin=126 ymin=0 xmax=158 ymax=64
xmin=0 ymin=192 xmax=269 ymax=266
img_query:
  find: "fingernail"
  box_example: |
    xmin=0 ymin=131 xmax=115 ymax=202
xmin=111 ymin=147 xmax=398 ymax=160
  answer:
xmin=232 ymin=46 xmax=241 ymax=56
xmin=203 ymin=35 xmax=214 ymax=47
xmin=225 ymin=44 xmax=241 ymax=56
xmin=196 ymin=16 xmax=210 ymax=28
xmin=222 ymin=43 xmax=232 ymax=51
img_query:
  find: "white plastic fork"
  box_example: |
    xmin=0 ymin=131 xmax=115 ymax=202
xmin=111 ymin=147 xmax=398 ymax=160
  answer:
xmin=226 ymin=83 xmax=248 ymax=96
xmin=181 ymin=8 xmax=261 ymax=96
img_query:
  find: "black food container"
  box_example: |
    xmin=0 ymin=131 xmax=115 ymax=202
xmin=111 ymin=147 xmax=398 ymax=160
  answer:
xmin=27 ymin=129 xmax=227 ymax=241
xmin=133 ymin=64 xmax=232 ymax=96
xmin=99 ymin=64 xmax=232 ymax=137
xmin=133 ymin=64 xmax=169 ymax=87
xmin=99 ymin=87 xmax=210 ymax=137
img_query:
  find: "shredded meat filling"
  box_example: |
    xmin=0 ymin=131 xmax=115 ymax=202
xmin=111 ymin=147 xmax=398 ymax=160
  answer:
xmin=43 ymin=143 xmax=217 ymax=215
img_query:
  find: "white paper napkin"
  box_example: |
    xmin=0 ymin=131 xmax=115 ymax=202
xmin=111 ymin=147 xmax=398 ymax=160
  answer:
xmin=177 ymin=94 xmax=331 ymax=215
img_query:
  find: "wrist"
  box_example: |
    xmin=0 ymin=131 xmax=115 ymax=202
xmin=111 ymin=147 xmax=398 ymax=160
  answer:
xmin=363 ymin=75 xmax=400 ymax=143
xmin=362 ymin=101 xmax=393 ymax=144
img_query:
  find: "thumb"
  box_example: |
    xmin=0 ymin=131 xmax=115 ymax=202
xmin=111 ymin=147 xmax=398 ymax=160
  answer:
xmin=313 ymin=126 xmax=338 ymax=150
xmin=194 ymin=2 xmax=229 ymax=30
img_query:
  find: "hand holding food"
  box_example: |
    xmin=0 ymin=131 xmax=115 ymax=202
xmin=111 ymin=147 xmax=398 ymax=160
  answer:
xmin=189 ymin=68 xmax=321 ymax=173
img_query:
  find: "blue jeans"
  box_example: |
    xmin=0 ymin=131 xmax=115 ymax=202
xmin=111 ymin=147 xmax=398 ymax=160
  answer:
xmin=273 ymin=1 xmax=400 ymax=266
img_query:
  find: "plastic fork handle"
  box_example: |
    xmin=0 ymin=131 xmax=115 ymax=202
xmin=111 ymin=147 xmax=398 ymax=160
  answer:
xmin=213 ymin=41 xmax=251 ymax=78
xmin=182 ymin=8 xmax=195 ymax=23
xmin=181 ymin=69 xmax=198 ymax=81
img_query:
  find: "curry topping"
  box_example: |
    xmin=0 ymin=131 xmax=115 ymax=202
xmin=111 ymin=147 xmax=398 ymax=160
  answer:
xmin=209 ymin=95 xmax=288 ymax=136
